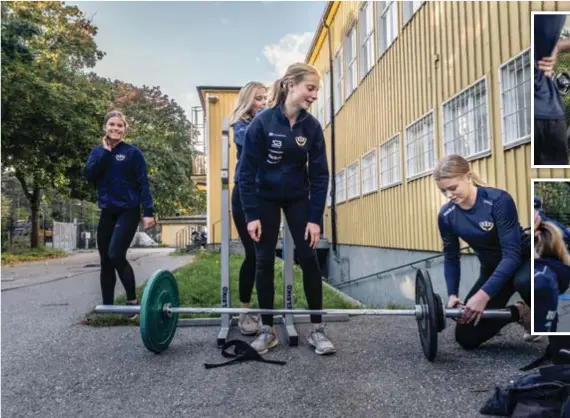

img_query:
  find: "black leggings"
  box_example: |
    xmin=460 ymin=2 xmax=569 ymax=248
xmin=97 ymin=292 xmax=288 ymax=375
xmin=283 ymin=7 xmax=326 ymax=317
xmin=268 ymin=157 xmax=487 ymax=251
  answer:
xmin=455 ymin=260 xmax=531 ymax=350
xmin=97 ymin=208 xmax=140 ymax=304
xmin=534 ymin=119 xmax=569 ymax=165
xmin=254 ymin=197 xmax=323 ymax=327
xmin=231 ymin=186 xmax=256 ymax=304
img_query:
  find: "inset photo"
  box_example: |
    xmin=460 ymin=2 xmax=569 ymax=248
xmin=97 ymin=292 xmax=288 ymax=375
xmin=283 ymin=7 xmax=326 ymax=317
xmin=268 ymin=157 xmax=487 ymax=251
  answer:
xmin=532 ymin=12 xmax=570 ymax=167
xmin=532 ymin=179 xmax=570 ymax=335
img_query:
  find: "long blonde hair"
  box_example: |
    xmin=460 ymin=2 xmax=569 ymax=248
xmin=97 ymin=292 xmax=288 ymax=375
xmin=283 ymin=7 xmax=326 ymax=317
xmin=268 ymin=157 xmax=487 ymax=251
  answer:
xmin=268 ymin=62 xmax=320 ymax=108
xmin=432 ymin=154 xmax=485 ymax=186
xmin=228 ymin=82 xmax=266 ymax=126
xmin=535 ymin=220 xmax=570 ymax=265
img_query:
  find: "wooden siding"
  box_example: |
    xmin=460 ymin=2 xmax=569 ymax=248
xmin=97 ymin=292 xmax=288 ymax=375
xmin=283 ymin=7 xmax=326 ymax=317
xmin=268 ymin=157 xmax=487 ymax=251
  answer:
xmin=309 ymin=1 xmax=570 ymax=252
xmin=202 ymin=89 xmax=240 ymax=244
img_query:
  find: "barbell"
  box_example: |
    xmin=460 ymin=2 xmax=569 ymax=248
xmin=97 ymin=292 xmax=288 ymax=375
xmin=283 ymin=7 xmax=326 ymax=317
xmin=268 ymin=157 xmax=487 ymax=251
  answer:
xmin=93 ymin=269 xmax=513 ymax=362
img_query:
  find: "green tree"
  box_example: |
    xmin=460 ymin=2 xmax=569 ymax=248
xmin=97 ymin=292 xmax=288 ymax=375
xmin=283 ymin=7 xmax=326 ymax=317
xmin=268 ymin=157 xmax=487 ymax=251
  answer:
xmin=1 ymin=1 xmax=108 ymax=248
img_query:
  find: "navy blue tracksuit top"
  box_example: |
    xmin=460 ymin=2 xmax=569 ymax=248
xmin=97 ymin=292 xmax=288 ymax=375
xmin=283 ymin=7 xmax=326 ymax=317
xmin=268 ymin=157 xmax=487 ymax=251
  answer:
xmin=534 ymin=14 xmax=566 ymax=120
xmin=237 ymin=104 xmax=329 ymax=225
xmin=438 ymin=187 xmax=526 ymax=298
xmin=84 ymin=141 xmax=155 ymax=217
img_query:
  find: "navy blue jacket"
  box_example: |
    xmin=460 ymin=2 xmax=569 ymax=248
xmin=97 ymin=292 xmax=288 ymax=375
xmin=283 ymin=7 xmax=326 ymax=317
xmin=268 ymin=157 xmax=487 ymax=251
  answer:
xmin=237 ymin=104 xmax=329 ymax=224
xmin=232 ymin=118 xmax=251 ymax=184
xmin=534 ymin=14 xmax=566 ymax=120
xmin=84 ymin=141 xmax=154 ymax=217
xmin=438 ymin=187 xmax=527 ymax=298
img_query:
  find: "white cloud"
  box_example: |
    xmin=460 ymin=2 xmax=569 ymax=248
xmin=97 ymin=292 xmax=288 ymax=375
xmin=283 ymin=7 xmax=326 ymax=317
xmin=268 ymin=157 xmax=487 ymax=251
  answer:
xmin=262 ymin=32 xmax=314 ymax=78
xmin=255 ymin=56 xmax=261 ymax=63
xmin=220 ymin=17 xmax=230 ymax=25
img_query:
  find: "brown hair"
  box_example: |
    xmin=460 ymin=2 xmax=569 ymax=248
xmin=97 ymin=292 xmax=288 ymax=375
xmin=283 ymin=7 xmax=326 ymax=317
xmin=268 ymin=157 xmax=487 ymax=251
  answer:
xmin=268 ymin=62 xmax=320 ymax=108
xmin=228 ymin=82 xmax=267 ymax=126
xmin=432 ymin=154 xmax=485 ymax=186
xmin=535 ymin=220 xmax=570 ymax=265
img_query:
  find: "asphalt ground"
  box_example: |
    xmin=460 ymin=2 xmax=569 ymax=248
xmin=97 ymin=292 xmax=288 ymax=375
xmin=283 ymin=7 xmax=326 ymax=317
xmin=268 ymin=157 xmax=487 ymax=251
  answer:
xmin=1 ymin=249 xmax=550 ymax=418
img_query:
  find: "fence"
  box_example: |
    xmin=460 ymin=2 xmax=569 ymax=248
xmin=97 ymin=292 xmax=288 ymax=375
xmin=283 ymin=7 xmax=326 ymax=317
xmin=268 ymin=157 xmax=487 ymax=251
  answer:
xmin=52 ymin=222 xmax=78 ymax=251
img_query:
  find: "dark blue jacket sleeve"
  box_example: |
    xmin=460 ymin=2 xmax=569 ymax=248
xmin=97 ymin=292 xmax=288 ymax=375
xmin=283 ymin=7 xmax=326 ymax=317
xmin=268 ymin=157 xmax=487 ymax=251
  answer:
xmin=132 ymin=147 xmax=154 ymax=217
xmin=233 ymin=120 xmax=248 ymax=160
xmin=308 ymin=124 xmax=329 ymax=224
xmin=481 ymin=194 xmax=522 ymax=297
xmin=438 ymin=212 xmax=461 ymax=296
xmin=238 ymin=118 xmax=264 ymax=223
xmin=84 ymin=146 xmax=111 ymax=181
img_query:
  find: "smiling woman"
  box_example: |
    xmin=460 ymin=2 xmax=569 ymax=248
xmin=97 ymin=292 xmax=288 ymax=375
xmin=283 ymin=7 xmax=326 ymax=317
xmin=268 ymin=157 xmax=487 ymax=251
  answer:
xmin=84 ymin=110 xmax=156 ymax=317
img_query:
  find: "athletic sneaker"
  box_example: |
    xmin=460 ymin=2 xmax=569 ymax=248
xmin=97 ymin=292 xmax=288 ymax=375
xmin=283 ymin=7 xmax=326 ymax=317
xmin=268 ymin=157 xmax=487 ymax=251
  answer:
xmin=250 ymin=325 xmax=278 ymax=354
xmin=238 ymin=313 xmax=260 ymax=336
xmin=516 ymin=301 xmax=542 ymax=342
xmin=123 ymin=300 xmax=139 ymax=321
xmin=307 ymin=324 xmax=336 ymax=355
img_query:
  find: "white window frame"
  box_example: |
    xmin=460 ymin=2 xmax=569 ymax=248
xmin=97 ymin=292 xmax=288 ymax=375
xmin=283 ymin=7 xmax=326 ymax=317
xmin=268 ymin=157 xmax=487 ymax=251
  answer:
xmin=333 ymin=48 xmax=344 ymax=114
xmin=377 ymin=1 xmax=399 ymax=57
xmin=335 ymin=169 xmax=346 ymax=204
xmin=326 ymin=176 xmax=332 ymax=207
xmin=380 ymin=134 xmax=401 ymax=189
xmin=361 ymin=149 xmax=378 ymax=195
xmin=405 ymin=110 xmax=436 ymax=181
xmin=498 ymin=48 xmax=531 ymax=149
xmin=318 ymin=79 xmax=325 ymax=126
xmin=402 ymin=1 xmax=424 ymax=26
xmin=441 ymin=76 xmax=491 ymax=160
xmin=346 ymin=160 xmax=361 ymax=201
xmin=359 ymin=1 xmax=375 ymax=80
xmin=345 ymin=24 xmax=358 ymax=97
xmin=324 ymin=70 xmax=332 ymax=125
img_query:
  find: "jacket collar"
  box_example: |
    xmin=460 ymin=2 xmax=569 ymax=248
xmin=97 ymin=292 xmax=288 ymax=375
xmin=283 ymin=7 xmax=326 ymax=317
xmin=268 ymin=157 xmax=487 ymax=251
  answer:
xmin=275 ymin=102 xmax=309 ymax=127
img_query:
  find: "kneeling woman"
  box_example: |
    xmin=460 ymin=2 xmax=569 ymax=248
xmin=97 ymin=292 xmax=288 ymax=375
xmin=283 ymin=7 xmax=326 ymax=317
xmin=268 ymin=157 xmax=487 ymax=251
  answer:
xmin=533 ymin=211 xmax=570 ymax=332
xmin=434 ymin=154 xmax=533 ymax=349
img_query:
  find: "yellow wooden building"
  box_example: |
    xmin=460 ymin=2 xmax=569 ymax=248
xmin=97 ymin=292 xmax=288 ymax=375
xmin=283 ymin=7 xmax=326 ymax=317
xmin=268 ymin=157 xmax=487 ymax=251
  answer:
xmin=306 ymin=1 xmax=570 ymax=257
xmin=197 ymin=86 xmax=242 ymax=244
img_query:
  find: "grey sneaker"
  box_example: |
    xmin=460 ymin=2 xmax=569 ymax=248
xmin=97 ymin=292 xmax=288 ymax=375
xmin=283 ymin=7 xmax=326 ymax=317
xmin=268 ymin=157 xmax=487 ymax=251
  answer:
xmin=250 ymin=325 xmax=278 ymax=354
xmin=307 ymin=325 xmax=336 ymax=355
xmin=238 ymin=313 xmax=260 ymax=336
xmin=122 ymin=301 xmax=138 ymax=320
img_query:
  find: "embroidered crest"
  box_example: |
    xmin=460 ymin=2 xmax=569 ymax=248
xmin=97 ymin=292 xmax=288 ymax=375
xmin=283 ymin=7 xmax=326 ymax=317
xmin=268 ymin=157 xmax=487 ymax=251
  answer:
xmin=479 ymin=221 xmax=494 ymax=232
xmin=295 ymin=136 xmax=307 ymax=147
xmin=115 ymin=154 xmax=126 ymax=161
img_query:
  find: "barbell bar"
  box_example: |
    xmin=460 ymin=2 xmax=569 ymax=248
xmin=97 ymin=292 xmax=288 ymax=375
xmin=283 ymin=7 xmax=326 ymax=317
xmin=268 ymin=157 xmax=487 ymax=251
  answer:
xmin=92 ymin=269 xmax=514 ymax=362
xmin=94 ymin=304 xmax=512 ymax=320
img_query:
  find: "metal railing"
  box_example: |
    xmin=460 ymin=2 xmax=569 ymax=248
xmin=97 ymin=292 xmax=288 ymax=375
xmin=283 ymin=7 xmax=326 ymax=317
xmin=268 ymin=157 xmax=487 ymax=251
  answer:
xmin=336 ymin=227 xmax=531 ymax=289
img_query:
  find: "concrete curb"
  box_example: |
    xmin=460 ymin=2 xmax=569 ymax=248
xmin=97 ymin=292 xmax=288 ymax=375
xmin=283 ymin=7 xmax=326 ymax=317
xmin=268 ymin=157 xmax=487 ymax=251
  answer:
xmin=323 ymin=279 xmax=365 ymax=307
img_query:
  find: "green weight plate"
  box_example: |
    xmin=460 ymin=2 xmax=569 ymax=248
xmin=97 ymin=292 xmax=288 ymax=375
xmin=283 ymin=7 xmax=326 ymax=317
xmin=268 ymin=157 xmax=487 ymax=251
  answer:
xmin=433 ymin=292 xmax=446 ymax=333
xmin=415 ymin=269 xmax=438 ymax=362
xmin=140 ymin=269 xmax=179 ymax=354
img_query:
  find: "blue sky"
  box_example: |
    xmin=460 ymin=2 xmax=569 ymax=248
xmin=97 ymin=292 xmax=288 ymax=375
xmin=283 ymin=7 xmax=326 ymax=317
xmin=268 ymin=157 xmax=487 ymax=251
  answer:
xmin=70 ymin=1 xmax=326 ymax=119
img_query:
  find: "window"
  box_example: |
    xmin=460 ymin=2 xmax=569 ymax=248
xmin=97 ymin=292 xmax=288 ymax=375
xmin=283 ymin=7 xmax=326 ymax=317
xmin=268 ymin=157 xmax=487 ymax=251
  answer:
xmin=499 ymin=49 xmax=531 ymax=147
xmin=378 ymin=1 xmax=398 ymax=56
xmin=335 ymin=170 xmax=346 ymax=203
xmin=345 ymin=25 xmax=358 ymax=97
xmin=406 ymin=111 xmax=436 ymax=179
xmin=442 ymin=78 xmax=490 ymax=159
xmin=402 ymin=1 xmax=424 ymax=25
xmin=318 ymin=79 xmax=325 ymax=126
xmin=380 ymin=134 xmax=401 ymax=188
xmin=325 ymin=71 xmax=332 ymax=125
xmin=359 ymin=2 xmax=375 ymax=79
xmin=346 ymin=161 xmax=360 ymax=200
xmin=333 ymin=49 xmax=344 ymax=113
xmin=361 ymin=149 xmax=377 ymax=195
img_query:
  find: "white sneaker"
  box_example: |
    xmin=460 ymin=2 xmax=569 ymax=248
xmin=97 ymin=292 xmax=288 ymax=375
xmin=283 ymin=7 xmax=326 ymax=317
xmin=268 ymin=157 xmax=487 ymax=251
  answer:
xmin=250 ymin=325 xmax=278 ymax=354
xmin=307 ymin=324 xmax=336 ymax=355
xmin=523 ymin=332 xmax=543 ymax=343
xmin=238 ymin=313 xmax=260 ymax=336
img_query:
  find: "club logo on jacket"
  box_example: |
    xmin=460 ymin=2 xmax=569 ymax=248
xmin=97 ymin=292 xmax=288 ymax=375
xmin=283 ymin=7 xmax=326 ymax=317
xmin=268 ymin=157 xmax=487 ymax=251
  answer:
xmin=115 ymin=154 xmax=126 ymax=161
xmin=295 ymin=136 xmax=307 ymax=147
xmin=479 ymin=221 xmax=494 ymax=232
